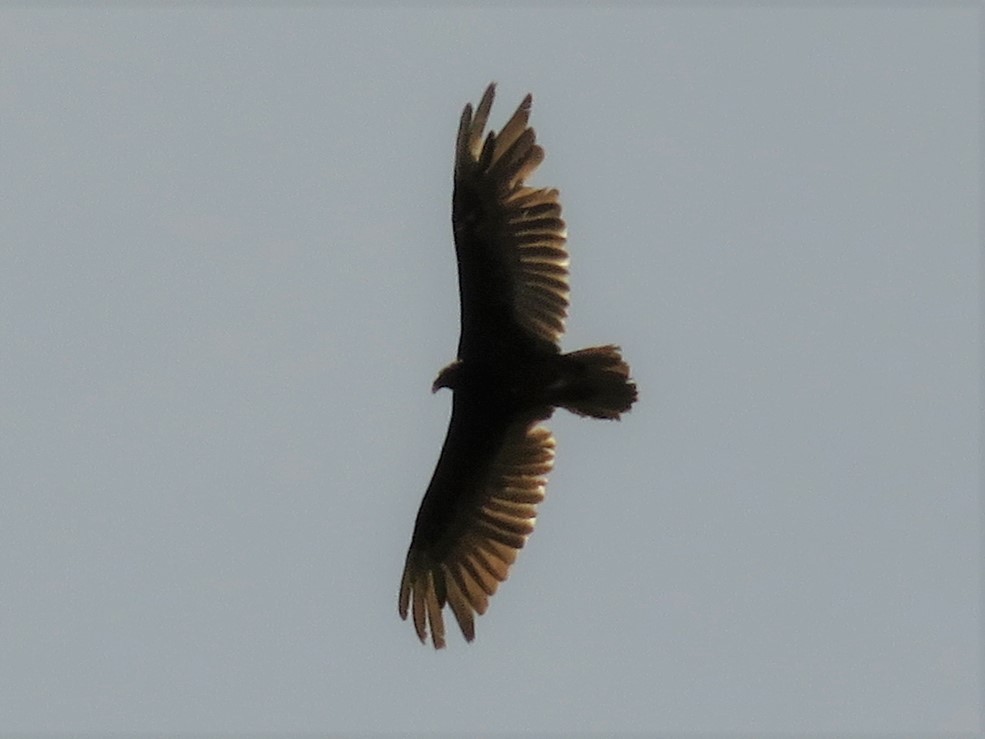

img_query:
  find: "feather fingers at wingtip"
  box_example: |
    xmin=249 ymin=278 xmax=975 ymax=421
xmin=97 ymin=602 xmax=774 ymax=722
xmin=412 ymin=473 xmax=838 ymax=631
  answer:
xmin=491 ymin=127 xmax=534 ymax=168
xmin=398 ymin=560 xmax=411 ymax=620
xmin=478 ymin=131 xmax=496 ymax=171
xmin=425 ymin=573 xmax=446 ymax=649
xmin=412 ymin=575 xmax=427 ymax=643
xmin=455 ymin=105 xmax=473 ymax=178
xmin=492 ymin=99 xmax=531 ymax=162
xmin=487 ymin=128 xmax=536 ymax=184
xmin=462 ymin=565 xmax=492 ymax=614
xmin=432 ymin=565 xmax=447 ymax=606
xmin=443 ymin=572 xmax=476 ymax=642
xmin=468 ymin=85 xmax=495 ymax=155
xmin=493 ymin=94 xmax=533 ymax=149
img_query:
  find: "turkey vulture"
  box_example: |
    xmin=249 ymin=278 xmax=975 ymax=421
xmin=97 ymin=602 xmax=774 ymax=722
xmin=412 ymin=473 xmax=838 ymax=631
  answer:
xmin=398 ymin=84 xmax=637 ymax=648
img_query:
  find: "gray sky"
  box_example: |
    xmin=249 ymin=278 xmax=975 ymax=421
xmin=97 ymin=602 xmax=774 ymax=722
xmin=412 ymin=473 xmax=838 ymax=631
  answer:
xmin=0 ymin=6 xmax=979 ymax=736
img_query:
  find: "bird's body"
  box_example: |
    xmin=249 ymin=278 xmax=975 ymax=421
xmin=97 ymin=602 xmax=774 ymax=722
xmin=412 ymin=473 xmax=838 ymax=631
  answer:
xmin=399 ymin=84 xmax=637 ymax=648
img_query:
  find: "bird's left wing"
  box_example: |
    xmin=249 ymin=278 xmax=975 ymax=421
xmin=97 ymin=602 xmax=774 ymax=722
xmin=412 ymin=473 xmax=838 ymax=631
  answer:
xmin=452 ymin=84 xmax=571 ymax=360
xmin=399 ymin=400 xmax=555 ymax=648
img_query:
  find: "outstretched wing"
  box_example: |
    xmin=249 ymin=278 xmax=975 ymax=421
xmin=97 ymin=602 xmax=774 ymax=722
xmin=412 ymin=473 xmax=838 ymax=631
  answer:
xmin=399 ymin=396 xmax=555 ymax=648
xmin=453 ymin=83 xmax=571 ymax=361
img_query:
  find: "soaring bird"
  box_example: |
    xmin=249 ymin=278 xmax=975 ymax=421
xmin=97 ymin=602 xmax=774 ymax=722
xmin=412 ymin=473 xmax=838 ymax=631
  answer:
xmin=399 ymin=84 xmax=637 ymax=648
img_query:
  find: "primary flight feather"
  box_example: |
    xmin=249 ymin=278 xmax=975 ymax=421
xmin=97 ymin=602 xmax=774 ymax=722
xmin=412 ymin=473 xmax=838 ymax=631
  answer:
xmin=398 ymin=84 xmax=638 ymax=648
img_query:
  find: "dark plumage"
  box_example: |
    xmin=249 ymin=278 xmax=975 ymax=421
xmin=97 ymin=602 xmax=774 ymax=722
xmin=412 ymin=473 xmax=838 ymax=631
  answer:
xmin=399 ymin=84 xmax=637 ymax=648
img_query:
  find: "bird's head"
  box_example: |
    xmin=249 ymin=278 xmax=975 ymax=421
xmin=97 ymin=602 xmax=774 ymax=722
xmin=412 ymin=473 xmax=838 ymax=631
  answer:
xmin=432 ymin=360 xmax=462 ymax=393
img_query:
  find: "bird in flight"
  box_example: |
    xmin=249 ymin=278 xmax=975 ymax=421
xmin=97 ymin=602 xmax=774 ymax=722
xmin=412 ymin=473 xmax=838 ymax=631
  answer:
xmin=399 ymin=83 xmax=638 ymax=648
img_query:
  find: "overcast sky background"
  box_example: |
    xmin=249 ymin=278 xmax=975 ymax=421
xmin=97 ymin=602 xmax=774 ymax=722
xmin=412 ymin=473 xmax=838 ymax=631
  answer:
xmin=0 ymin=6 xmax=979 ymax=737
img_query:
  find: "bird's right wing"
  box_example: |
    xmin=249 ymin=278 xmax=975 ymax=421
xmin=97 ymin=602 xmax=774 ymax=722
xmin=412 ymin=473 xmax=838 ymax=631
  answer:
xmin=399 ymin=400 xmax=555 ymax=649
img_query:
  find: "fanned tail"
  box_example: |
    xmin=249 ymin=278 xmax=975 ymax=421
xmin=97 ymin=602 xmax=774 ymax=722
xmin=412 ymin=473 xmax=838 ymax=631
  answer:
xmin=556 ymin=345 xmax=637 ymax=419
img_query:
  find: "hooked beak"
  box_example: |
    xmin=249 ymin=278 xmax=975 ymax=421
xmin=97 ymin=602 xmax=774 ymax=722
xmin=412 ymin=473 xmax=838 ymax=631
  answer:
xmin=432 ymin=360 xmax=461 ymax=393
